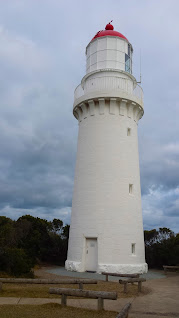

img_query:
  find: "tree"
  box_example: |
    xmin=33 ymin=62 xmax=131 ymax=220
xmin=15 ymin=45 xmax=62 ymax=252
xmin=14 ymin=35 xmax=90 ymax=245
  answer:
xmin=16 ymin=215 xmax=52 ymax=262
xmin=51 ymin=219 xmax=63 ymax=234
xmin=62 ymin=224 xmax=70 ymax=240
xmin=0 ymin=216 xmax=16 ymax=247
xmin=0 ymin=214 xmax=70 ymax=276
xmin=144 ymin=228 xmax=179 ymax=268
xmin=144 ymin=229 xmax=158 ymax=246
xmin=2 ymin=248 xmax=33 ymax=277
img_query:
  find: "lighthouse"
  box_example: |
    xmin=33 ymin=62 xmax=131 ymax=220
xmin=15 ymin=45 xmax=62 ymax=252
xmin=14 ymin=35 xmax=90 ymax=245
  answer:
xmin=65 ymin=23 xmax=148 ymax=274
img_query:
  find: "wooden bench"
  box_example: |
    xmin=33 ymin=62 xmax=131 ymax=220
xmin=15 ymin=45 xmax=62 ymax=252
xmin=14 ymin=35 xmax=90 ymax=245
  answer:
xmin=116 ymin=303 xmax=131 ymax=318
xmin=119 ymin=277 xmax=146 ymax=293
xmin=101 ymin=272 xmax=140 ymax=282
xmin=163 ymin=265 xmax=179 ymax=273
xmin=49 ymin=287 xmax=117 ymax=310
xmin=0 ymin=278 xmax=97 ymax=291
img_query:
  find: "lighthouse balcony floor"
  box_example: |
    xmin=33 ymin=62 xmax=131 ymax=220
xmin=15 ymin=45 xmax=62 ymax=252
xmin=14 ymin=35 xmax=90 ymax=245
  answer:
xmin=74 ymin=75 xmax=143 ymax=109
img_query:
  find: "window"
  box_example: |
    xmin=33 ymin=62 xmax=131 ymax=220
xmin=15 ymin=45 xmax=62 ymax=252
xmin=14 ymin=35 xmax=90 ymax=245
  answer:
xmin=129 ymin=184 xmax=133 ymax=194
xmin=127 ymin=128 xmax=131 ymax=136
xmin=125 ymin=48 xmax=132 ymax=74
xmin=125 ymin=54 xmax=130 ymax=73
xmin=131 ymin=243 xmax=135 ymax=255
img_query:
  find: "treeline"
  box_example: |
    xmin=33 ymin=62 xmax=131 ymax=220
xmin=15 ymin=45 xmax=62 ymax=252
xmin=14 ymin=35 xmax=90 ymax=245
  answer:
xmin=0 ymin=215 xmax=69 ymax=277
xmin=0 ymin=215 xmax=178 ymax=277
xmin=144 ymin=227 xmax=179 ymax=268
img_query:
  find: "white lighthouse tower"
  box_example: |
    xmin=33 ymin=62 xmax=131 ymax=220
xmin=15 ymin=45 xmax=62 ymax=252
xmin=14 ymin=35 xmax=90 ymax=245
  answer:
xmin=65 ymin=23 xmax=147 ymax=274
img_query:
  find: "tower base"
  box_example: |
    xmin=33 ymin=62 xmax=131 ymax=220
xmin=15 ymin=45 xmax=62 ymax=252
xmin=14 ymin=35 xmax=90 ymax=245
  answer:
xmin=65 ymin=260 xmax=148 ymax=274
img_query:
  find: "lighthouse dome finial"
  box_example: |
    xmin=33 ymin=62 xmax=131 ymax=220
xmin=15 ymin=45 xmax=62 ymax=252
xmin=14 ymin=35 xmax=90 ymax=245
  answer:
xmin=105 ymin=21 xmax=114 ymax=30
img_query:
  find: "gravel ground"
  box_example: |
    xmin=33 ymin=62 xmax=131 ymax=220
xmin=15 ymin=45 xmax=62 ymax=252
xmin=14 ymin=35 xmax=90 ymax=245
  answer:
xmin=43 ymin=266 xmax=165 ymax=281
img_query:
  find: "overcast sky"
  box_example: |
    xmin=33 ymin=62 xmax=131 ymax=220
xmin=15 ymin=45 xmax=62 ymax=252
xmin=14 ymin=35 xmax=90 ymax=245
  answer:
xmin=0 ymin=0 xmax=178 ymax=233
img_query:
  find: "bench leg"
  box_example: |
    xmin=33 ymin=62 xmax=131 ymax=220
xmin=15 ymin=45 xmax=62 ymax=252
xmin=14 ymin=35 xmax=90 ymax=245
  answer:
xmin=98 ymin=298 xmax=104 ymax=310
xmin=61 ymin=294 xmax=67 ymax=306
xmin=0 ymin=282 xmax=2 ymax=291
xmin=138 ymin=281 xmax=142 ymax=292
xmin=124 ymin=283 xmax=128 ymax=293
xmin=79 ymin=282 xmax=83 ymax=290
xmin=105 ymin=275 xmax=108 ymax=282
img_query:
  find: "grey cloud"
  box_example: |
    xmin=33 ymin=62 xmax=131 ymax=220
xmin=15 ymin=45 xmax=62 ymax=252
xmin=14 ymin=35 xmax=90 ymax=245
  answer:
xmin=0 ymin=0 xmax=178 ymax=232
xmin=0 ymin=83 xmax=77 ymax=212
xmin=0 ymin=205 xmax=71 ymax=225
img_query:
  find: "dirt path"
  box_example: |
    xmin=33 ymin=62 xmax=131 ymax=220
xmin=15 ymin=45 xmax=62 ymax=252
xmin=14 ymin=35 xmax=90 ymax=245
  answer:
xmin=130 ymin=274 xmax=179 ymax=317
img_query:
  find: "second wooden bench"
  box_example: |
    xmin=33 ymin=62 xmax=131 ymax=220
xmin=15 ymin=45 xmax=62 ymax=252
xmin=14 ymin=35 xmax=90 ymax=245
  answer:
xmin=0 ymin=278 xmax=97 ymax=291
xmin=49 ymin=287 xmax=117 ymax=310
xmin=101 ymin=272 xmax=140 ymax=282
xmin=119 ymin=277 xmax=146 ymax=293
xmin=163 ymin=265 xmax=179 ymax=273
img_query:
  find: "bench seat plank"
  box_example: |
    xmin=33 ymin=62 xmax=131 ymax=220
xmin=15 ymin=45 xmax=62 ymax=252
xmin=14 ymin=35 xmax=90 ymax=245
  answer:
xmin=101 ymin=272 xmax=139 ymax=281
xmin=49 ymin=287 xmax=117 ymax=299
xmin=0 ymin=278 xmax=97 ymax=284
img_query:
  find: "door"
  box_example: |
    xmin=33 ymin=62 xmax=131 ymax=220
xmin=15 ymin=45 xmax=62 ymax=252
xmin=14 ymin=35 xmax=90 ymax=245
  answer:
xmin=85 ymin=238 xmax=98 ymax=272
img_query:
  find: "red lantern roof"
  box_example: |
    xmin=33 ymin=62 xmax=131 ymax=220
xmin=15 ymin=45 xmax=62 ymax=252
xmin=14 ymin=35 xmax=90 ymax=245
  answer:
xmin=91 ymin=23 xmax=128 ymax=42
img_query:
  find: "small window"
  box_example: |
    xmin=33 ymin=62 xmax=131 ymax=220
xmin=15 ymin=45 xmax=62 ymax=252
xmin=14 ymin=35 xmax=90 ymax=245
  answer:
xmin=125 ymin=54 xmax=130 ymax=73
xmin=132 ymin=243 xmax=135 ymax=255
xmin=127 ymin=128 xmax=131 ymax=136
xmin=129 ymin=184 xmax=133 ymax=194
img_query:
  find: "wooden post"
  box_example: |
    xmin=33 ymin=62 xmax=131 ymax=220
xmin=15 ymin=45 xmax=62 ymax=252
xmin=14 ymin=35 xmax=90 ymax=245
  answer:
xmin=98 ymin=297 xmax=104 ymax=310
xmin=79 ymin=282 xmax=83 ymax=289
xmin=119 ymin=278 xmax=145 ymax=294
xmin=124 ymin=283 xmax=127 ymax=293
xmin=138 ymin=281 xmax=142 ymax=292
xmin=0 ymin=282 xmax=2 ymax=291
xmin=106 ymin=275 xmax=108 ymax=282
xmin=116 ymin=303 xmax=131 ymax=318
xmin=61 ymin=294 xmax=67 ymax=306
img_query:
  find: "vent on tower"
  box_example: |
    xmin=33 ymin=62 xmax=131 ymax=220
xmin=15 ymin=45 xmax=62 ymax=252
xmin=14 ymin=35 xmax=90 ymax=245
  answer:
xmin=131 ymin=243 xmax=136 ymax=255
xmin=127 ymin=128 xmax=131 ymax=136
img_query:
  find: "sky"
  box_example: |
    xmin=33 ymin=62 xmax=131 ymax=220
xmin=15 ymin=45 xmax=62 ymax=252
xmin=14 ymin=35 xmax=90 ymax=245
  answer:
xmin=0 ymin=0 xmax=178 ymax=233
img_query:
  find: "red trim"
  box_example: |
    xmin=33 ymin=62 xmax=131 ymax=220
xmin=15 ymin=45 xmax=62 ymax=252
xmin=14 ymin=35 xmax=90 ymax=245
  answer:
xmin=91 ymin=29 xmax=128 ymax=42
xmin=105 ymin=23 xmax=114 ymax=30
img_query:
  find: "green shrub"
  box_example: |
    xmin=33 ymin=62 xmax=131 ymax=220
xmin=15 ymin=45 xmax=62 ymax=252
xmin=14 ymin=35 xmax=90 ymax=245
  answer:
xmin=2 ymin=248 xmax=33 ymax=277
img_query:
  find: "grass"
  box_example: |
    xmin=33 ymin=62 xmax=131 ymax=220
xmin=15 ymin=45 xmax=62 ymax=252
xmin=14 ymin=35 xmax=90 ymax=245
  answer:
xmin=0 ymin=280 xmax=149 ymax=298
xmin=0 ymin=303 xmax=118 ymax=318
xmin=0 ymin=267 xmax=150 ymax=299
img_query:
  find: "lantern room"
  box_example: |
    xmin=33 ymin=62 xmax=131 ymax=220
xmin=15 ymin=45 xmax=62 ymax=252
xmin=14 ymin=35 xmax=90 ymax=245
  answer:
xmin=86 ymin=23 xmax=133 ymax=75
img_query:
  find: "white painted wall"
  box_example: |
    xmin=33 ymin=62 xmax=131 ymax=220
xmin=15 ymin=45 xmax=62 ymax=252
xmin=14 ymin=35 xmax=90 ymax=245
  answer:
xmin=65 ymin=34 xmax=147 ymax=274
xmin=86 ymin=36 xmax=130 ymax=74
